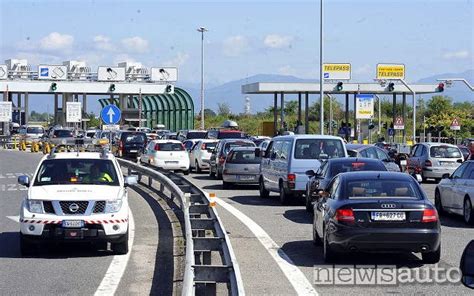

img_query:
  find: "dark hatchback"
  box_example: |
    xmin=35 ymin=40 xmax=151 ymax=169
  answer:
xmin=312 ymin=171 xmax=440 ymax=263
xmin=305 ymin=158 xmax=387 ymax=212
xmin=114 ymin=131 xmax=147 ymax=159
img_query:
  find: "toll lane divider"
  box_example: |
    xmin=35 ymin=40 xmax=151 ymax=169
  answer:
xmin=117 ymin=158 xmax=245 ymax=296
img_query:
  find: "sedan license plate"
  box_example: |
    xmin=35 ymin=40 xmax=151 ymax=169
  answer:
xmin=129 ymin=150 xmax=138 ymax=153
xmin=239 ymin=175 xmax=254 ymax=181
xmin=62 ymin=220 xmax=84 ymax=228
xmin=400 ymin=160 xmax=407 ymax=166
xmin=165 ymin=161 xmax=178 ymax=164
xmin=371 ymin=212 xmax=406 ymax=221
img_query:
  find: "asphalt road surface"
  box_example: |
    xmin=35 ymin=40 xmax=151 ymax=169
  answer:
xmin=0 ymin=150 xmax=178 ymax=295
xmin=183 ymin=171 xmax=474 ymax=295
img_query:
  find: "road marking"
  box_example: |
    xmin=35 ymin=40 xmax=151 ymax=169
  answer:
xmin=94 ymin=209 xmax=135 ymax=296
xmin=7 ymin=215 xmax=20 ymax=223
xmin=216 ymin=198 xmax=318 ymax=296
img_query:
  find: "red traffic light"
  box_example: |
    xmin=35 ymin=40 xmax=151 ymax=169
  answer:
xmin=437 ymin=83 xmax=444 ymax=92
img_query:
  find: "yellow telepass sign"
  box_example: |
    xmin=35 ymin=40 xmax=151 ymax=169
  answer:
xmin=323 ymin=63 xmax=351 ymax=80
xmin=376 ymin=64 xmax=405 ymax=80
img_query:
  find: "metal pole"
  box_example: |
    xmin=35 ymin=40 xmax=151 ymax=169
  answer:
xmin=329 ymin=95 xmax=333 ymax=135
xmin=198 ymin=27 xmax=207 ymax=130
xmin=398 ymin=79 xmax=416 ymax=143
xmin=298 ymin=92 xmax=302 ymax=128
xmin=319 ymin=0 xmax=324 ymax=135
xmin=273 ymin=93 xmax=278 ymax=136
xmin=374 ymin=94 xmax=382 ymax=137
xmin=304 ymin=92 xmax=309 ymax=134
xmin=437 ymin=78 xmax=474 ymax=91
xmin=280 ymin=92 xmax=285 ymax=130
xmin=402 ymin=93 xmax=406 ymax=143
xmin=345 ymin=93 xmax=349 ymax=141
xmin=138 ymin=89 xmax=142 ymax=128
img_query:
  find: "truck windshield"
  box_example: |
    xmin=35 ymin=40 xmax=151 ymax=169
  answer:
xmin=33 ymin=159 xmax=119 ymax=186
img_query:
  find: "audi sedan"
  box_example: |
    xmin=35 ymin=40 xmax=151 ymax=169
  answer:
xmin=312 ymin=172 xmax=441 ymax=264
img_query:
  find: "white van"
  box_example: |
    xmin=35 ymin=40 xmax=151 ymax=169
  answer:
xmin=258 ymin=135 xmax=347 ymax=204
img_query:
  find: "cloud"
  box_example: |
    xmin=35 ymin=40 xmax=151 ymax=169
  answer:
xmin=39 ymin=32 xmax=74 ymax=51
xmin=263 ymin=34 xmax=293 ymax=49
xmin=442 ymin=50 xmax=469 ymax=59
xmin=93 ymin=35 xmax=115 ymax=51
xmin=121 ymin=36 xmax=149 ymax=53
xmin=164 ymin=52 xmax=190 ymax=67
xmin=222 ymin=35 xmax=249 ymax=57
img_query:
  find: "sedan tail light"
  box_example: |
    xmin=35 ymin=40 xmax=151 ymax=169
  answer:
xmin=119 ymin=140 xmax=124 ymax=152
xmin=154 ymin=144 xmax=160 ymax=151
xmin=425 ymin=160 xmax=432 ymax=167
xmin=422 ymin=209 xmax=438 ymax=223
xmin=336 ymin=208 xmax=355 ymax=222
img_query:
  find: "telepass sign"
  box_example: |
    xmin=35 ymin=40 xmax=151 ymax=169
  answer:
xmin=376 ymin=64 xmax=405 ymax=80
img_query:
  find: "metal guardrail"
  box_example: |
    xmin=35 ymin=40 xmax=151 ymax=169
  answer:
xmin=117 ymin=158 xmax=245 ymax=296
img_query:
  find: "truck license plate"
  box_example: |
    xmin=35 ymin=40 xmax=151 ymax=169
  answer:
xmin=62 ymin=220 xmax=84 ymax=228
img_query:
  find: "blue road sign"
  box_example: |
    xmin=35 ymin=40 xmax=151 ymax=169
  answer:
xmin=388 ymin=128 xmax=395 ymax=136
xmin=40 ymin=67 xmax=49 ymax=77
xmin=324 ymin=73 xmax=329 ymax=79
xmin=100 ymin=105 xmax=121 ymax=125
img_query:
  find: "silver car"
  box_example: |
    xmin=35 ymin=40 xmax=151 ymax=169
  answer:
xmin=409 ymin=142 xmax=464 ymax=182
xmin=346 ymin=144 xmax=400 ymax=172
xmin=435 ymin=160 xmax=474 ymax=224
xmin=222 ymin=147 xmax=261 ymax=189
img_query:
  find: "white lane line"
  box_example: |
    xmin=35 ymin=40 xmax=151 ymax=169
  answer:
xmin=216 ymin=198 xmax=318 ymax=296
xmin=95 ymin=209 xmax=135 ymax=296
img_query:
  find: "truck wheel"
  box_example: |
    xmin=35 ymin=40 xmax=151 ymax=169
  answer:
xmin=111 ymin=231 xmax=129 ymax=255
xmin=20 ymin=233 xmax=36 ymax=256
xmin=259 ymin=178 xmax=269 ymax=198
xmin=279 ymin=183 xmax=290 ymax=205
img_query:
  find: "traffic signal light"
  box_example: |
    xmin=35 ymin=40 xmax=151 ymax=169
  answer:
xmin=336 ymin=82 xmax=343 ymax=91
xmin=368 ymin=122 xmax=375 ymax=130
xmin=383 ymin=122 xmax=388 ymax=129
xmin=109 ymin=84 xmax=115 ymax=92
xmin=165 ymin=84 xmax=173 ymax=93
xmin=50 ymin=83 xmax=57 ymax=91
xmin=436 ymin=82 xmax=444 ymax=92
xmin=332 ymin=120 xmax=337 ymax=128
xmin=387 ymin=82 xmax=395 ymax=92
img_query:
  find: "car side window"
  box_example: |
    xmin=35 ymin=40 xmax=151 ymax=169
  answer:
xmin=375 ymin=148 xmax=389 ymax=161
xmin=414 ymin=145 xmax=423 ymax=157
xmin=272 ymin=141 xmax=283 ymax=159
xmin=360 ymin=149 xmax=368 ymax=158
xmin=280 ymin=141 xmax=292 ymax=160
xmin=328 ymin=177 xmax=340 ymax=199
xmin=411 ymin=145 xmax=419 ymax=156
xmin=464 ymin=163 xmax=474 ymax=179
xmin=452 ymin=162 xmax=467 ymax=179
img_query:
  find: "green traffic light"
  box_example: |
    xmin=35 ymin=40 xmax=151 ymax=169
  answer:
xmin=336 ymin=82 xmax=343 ymax=91
xmin=109 ymin=84 xmax=115 ymax=91
xmin=51 ymin=83 xmax=57 ymax=91
xmin=388 ymin=83 xmax=395 ymax=92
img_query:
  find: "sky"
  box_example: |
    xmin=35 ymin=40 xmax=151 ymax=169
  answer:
xmin=0 ymin=0 xmax=473 ymax=86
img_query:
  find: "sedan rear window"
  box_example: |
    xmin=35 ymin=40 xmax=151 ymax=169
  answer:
xmin=224 ymin=142 xmax=255 ymax=154
xmin=227 ymin=150 xmax=260 ymax=164
xmin=186 ymin=131 xmax=207 ymax=139
xmin=218 ymin=131 xmax=246 ymax=139
xmin=156 ymin=143 xmax=184 ymax=151
xmin=27 ymin=127 xmax=44 ymax=134
xmin=124 ymin=134 xmax=146 ymax=143
xmin=345 ymin=179 xmax=420 ymax=199
xmin=53 ymin=130 xmax=73 ymax=138
xmin=430 ymin=146 xmax=462 ymax=158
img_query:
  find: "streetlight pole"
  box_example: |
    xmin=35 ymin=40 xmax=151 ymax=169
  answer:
xmin=319 ymin=0 xmax=324 ymax=135
xmin=398 ymin=79 xmax=416 ymax=144
xmin=374 ymin=94 xmax=382 ymax=137
xmin=197 ymin=27 xmax=208 ymax=130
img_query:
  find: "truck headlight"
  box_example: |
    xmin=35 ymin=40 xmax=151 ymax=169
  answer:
xmin=105 ymin=199 xmax=123 ymax=213
xmin=27 ymin=200 xmax=43 ymax=214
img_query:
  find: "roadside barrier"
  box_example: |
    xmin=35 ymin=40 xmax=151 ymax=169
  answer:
xmin=117 ymin=158 xmax=245 ymax=296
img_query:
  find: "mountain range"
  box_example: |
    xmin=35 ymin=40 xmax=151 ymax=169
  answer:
xmin=24 ymin=70 xmax=473 ymax=115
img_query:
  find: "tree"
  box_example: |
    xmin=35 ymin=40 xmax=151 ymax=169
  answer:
xmin=217 ymin=103 xmax=231 ymax=116
xmin=204 ymin=108 xmax=216 ymax=117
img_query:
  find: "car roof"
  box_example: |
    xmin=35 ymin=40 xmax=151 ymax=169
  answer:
xmin=338 ymin=171 xmax=413 ymax=181
xmin=326 ymin=157 xmax=383 ymax=164
xmin=42 ymin=152 xmax=115 ymax=160
xmin=151 ymin=139 xmax=182 ymax=144
xmin=345 ymin=144 xmax=373 ymax=150
xmin=220 ymin=139 xmax=254 ymax=143
xmin=420 ymin=142 xmax=459 ymax=148
xmin=229 ymin=146 xmax=257 ymax=151
xmin=273 ymin=134 xmax=343 ymax=140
